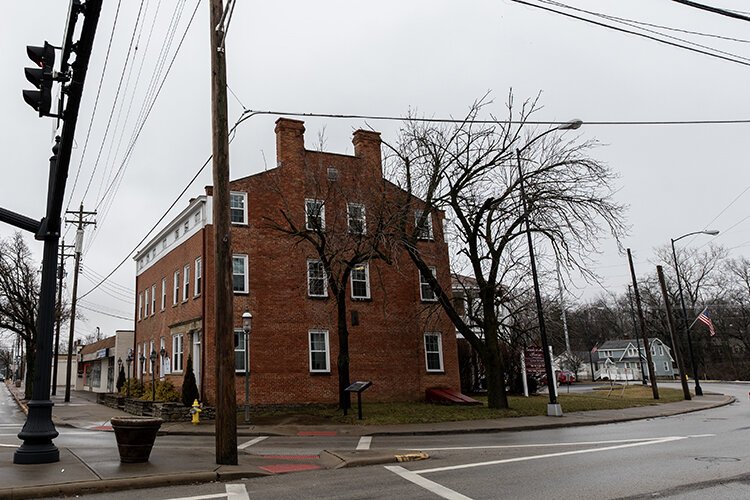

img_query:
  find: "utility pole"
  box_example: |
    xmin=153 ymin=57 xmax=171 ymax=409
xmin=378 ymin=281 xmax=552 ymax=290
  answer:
xmin=656 ymin=265 xmax=691 ymax=401
xmin=63 ymin=203 xmax=96 ymax=403
xmin=627 ymin=285 xmax=647 ymax=385
xmin=51 ymin=240 xmax=74 ymax=396
xmin=627 ymin=248 xmax=659 ymax=400
xmin=209 ymin=0 xmax=237 ymax=465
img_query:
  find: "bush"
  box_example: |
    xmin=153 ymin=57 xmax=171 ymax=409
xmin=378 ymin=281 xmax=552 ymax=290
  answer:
xmin=154 ymin=380 xmax=181 ymax=402
xmin=116 ymin=366 xmax=126 ymax=392
xmin=120 ymin=378 xmax=145 ymax=399
xmin=181 ymin=354 xmax=200 ymax=407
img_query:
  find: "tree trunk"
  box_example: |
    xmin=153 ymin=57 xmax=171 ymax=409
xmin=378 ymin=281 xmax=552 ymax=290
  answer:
xmin=483 ymin=339 xmax=508 ymax=409
xmin=336 ymin=289 xmax=351 ymax=410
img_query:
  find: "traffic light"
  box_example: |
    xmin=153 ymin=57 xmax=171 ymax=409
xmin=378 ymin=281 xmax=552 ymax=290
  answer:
xmin=23 ymin=42 xmax=55 ymax=117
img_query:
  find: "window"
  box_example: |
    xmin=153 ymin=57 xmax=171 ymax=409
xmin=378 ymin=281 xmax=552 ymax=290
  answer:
xmin=183 ymin=265 xmax=190 ymax=301
xmin=138 ymin=292 xmax=143 ymax=321
xmin=232 ymin=254 xmax=249 ymax=293
xmin=160 ymin=337 xmax=169 ymax=375
xmin=161 ymin=278 xmax=166 ymax=311
xmin=172 ymin=334 xmax=184 ymax=373
xmin=151 ymin=284 xmax=156 ymax=316
xmin=305 ymin=199 xmax=325 ymax=231
xmin=424 ymin=333 xmax=444 ymax=372
xmin=658 ymin=346 xmax=664 ymax=356
xmin=149 ymin=340 xmax=155 ymax=373
xmin=415 ymin=209 xmax=433 ymax=240
xmin=628 ymin=347 xmax=636 ymax=356
xmin=144 ymin=288 xmax=150 ymax=317
xmin=174 ymin=228 xmax=180 ymax=241
xmin=194 ymin=212 xmax=201 ymax=225
xmin=235 ymin=329 xmax=247 ymax=373
xmin=350 ymin=263 xmax=370 ymax=299
xmin=162 ymin=238 xmax=167 ymax=250
xmin=194 ymin=257 xmax=202 ymax=296
xmin=663 ymin=361 xmax=669 ymax=371
xmin=309 ymin=330 xmax=330 ymax=372
xmin=347 ymin=203 xmax=366 ymax=234
xmin=420 ymin=267 xmax=437 ymax=301
xmin=173 ymin=271 xmax=180 ymax=305
xmin=230 ymin=192 xmax=248 ymax=224
xmin=307 ymin=260 xmax=327 ymax=297
xmin=624 ymin=362 xmax=631 ymax=369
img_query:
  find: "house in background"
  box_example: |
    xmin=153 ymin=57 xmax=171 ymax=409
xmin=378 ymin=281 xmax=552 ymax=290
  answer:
xmin=76 ymin=330 xmax=134 ymax=393
xmin=133 ymin=118 xmax=461 ymax=406
xmin=593 ymin=338 xmax=676 ymax=381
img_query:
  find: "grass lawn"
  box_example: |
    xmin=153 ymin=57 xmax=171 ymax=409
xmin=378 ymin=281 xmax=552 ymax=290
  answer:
xmin=246 ymin=385 xmax=686 ymax=426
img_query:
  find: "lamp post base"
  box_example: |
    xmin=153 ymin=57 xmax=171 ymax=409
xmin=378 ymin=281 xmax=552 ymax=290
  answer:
xmin=547 ymin=403 xmax=563 ymax=417
xmin=695 ymin=383 xmax=703 ymax=396
xmin=14 ymin=400 xmax=60 ymax=464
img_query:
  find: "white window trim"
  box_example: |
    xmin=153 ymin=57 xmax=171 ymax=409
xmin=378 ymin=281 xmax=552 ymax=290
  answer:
xmin=148 ymin=341 xmax=155 ymax=373
xmin=420 ymin=266 xmax=438 ymax=302
xmin=234 ymin=329 xmax=247 ymax=373
xmin=309 ymin=329 xmax=331 ymax=373
xmin=424 ymin=332 xmax=444 ymax=372
xmin=151 ymin=284 xmax=156 ymax=316
xmin=305 ymin=199 xmax=326 ymax=231
xmin=230 ymin=191 xmax=248 ymax=225
xmin=307 ymin=259 xmax=328 ymax=297
xmin=161 ymin=278 xmax=166 ymax=311
xmin=173 ymin=271 xmax=180 ymax=306
xmin=183 ymin=265 xmax=190 ymax=302
xmin=350 ymin=262 xmax=371 ymax=300
xmin=172 ymin=334 xmax=184 ymax=373
xmin=138 ymin=292 xmax=143 ymax=321
xmin=144 ymin=288 xmax=150 ymax=317
xmin=415 ymin=209 xmax=434 ymax=240
xmin=194 ymin=257 xmax=202 ymax=297
xmin=232 ymin=254 xmax=249 ymax=294
xmin=347 ymin=202 xmax=366 ymax=235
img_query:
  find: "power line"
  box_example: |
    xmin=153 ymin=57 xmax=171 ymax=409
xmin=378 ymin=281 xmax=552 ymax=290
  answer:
xmin=510 ymin=0 xmax=750 ymax=68
xmin=671 ymin=0 xmax=750 ymax=22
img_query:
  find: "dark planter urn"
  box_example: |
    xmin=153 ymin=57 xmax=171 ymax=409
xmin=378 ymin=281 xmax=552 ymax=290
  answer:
xmin=110 ymin=416 xmax=163 ymax=463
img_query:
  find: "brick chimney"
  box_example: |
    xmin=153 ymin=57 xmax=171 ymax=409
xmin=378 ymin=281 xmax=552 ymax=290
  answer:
xmin=275 ymin=118 xmax=306 ymax=168
xmin=352 ymin=129 xmax=382 ymax=177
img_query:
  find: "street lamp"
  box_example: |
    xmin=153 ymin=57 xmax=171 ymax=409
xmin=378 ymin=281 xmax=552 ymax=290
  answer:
xmin=516 ymin=118 xmax=582 ymax=417
xmin=159 ymin=346 xmax=167 ymax=376
xmin=125 ymin=350 xmax=133 ymax=398
xmin=139 ymin=353 xmax=146 ymax=384
xmin=149 ymin=350 xmax=157 ymax=401
xmin=242 ymin=310 xmax=253 ymax=423
xmin=671 ymin=229 xmax=719 ymax=397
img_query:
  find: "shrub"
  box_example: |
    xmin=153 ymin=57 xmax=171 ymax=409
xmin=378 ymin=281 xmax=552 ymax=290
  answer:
xmin=116 ymin=366 xmax=126 ymax=392
xmin=154 ymin=380 xmax=181 ymax=402
xmin=181 ymin=354 xmax=200 ymax=407
xmin=120 ymin=378 xmax=145 ymax=399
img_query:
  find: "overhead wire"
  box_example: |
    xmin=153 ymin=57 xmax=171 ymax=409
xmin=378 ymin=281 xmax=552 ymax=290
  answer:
xmin=671 ymin=0 xmax=750 ymax=22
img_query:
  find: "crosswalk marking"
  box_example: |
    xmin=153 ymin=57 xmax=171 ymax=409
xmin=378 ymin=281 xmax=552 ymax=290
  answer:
xmin=238 ymin=436 xmax=268 ymax=450
xmin=356 ymin=436 xmax=372 ymax=450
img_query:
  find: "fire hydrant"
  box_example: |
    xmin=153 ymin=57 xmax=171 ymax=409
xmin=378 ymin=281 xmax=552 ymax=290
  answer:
xmin=190 ymin=399 xmax=202 ymax=425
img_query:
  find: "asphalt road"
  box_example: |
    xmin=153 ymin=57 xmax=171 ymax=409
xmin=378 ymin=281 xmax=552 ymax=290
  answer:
xmin=4 ymin=382 xmax=750 ymax=499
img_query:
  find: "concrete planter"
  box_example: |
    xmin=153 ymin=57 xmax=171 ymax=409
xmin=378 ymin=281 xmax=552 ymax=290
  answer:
xmin=110 ymin=416 xmax=163 ymax=463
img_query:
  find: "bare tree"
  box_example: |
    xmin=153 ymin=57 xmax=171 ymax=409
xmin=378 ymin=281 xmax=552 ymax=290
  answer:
xmin=383 ymin=94 xmax=626 ymax=409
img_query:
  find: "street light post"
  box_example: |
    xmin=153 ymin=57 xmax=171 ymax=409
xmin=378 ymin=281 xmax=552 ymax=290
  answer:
xmin=139 ymin=353 xmax=145 ymax=384
xmin=515 ymin=118 xmax=582 ymax=417
xmin=671 ymin=229 xmax=719 ymax=397
xmin=242 ymin=310 xmax=253 ymax=423
xmin=117 ymin=357 xmax=122 ymax=392
xmin=125 ymin=350 xmax=133 ymax=399
xmin=149 ymin=350 xmax=157 ymax=401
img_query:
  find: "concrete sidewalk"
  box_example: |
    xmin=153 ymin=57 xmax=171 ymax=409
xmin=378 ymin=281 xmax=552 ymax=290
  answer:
xmin=0 ymin=382 xmax=735 ymax=499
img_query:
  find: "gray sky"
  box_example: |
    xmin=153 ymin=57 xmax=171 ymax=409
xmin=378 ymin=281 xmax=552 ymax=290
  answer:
xmin=2 ymin=0 xmax=750 ymax=343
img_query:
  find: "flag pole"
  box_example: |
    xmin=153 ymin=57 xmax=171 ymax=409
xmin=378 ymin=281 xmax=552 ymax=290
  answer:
xmin=687 ymin=306 xmax=708 ymax=331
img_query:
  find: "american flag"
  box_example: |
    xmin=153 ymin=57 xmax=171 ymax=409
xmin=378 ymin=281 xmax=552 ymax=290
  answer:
xmin=697 ymin=308 xmax=716 ymax=337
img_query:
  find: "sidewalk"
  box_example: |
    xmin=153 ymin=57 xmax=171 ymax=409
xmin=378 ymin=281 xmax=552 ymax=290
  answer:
xmin=0 ymin=382 xmax=735 ymax=499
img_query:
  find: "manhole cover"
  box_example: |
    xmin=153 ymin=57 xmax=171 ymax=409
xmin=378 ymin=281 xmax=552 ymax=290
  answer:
xmin=695 ymin=457 xmax=741 ymax=463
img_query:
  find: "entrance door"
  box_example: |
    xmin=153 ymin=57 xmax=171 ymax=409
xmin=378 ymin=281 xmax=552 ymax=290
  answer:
xmin=193 ymin=332 xmax=201 ymax=391
xmin=107 ymin=361 xmax=114 ymax=392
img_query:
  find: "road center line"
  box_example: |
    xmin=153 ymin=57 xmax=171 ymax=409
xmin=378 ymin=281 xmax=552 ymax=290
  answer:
xmin=238 ymin=436 xmax=268 ymax=450
xmin=385 ymin=465 xmax=473 ymax=500
xmin=356 ymin=436 xmax=372 ymax=450
xmin=416 ymin=437 xmax=687 ymax=474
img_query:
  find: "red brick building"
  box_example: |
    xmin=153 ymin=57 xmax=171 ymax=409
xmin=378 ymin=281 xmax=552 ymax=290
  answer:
xmin=133 ymin=118 xmax=460 ymax=405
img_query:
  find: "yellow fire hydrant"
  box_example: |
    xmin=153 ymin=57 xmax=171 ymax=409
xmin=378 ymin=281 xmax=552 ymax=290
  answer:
xmin=190 ymin=399 xmax=202 ymax=425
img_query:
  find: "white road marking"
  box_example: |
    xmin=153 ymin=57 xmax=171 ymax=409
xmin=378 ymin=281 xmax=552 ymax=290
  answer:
xmin=416 ymin=436 xmax=686 ymax=474
xmin=164 ymin=483 xmax=248 ymax=500
xmin=356 ymin=436 xmax=372 ymax=450
xmin=238 ymin=436 xmax=268 ymax=450
xmin=688 ymin=434 xmax=716 ymax=438
xmin=414 ymin=436 xmax=686 ymax=451
xmin=385 ymin=465 xmax=473 ymax=500
xmin=226 ymin=484 xmax=249 ymax=500
xmin=0 ymin=444 xmax=19 ymax=448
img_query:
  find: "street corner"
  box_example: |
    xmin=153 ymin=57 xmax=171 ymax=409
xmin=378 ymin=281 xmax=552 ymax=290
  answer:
xmin=319 ymin=449 xmax=430 ymax=469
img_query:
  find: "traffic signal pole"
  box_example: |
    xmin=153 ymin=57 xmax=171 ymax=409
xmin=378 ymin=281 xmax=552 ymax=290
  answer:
xmin=0 ymin=0 xmax=103 ymax=465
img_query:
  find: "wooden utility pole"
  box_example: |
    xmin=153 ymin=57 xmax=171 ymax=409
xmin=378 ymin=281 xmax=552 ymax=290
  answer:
xmin=627 ymin=248 xmax=659 ymax=400
xmin=51 ymin=240 xmax=74 ymax=396
xmin=63 ymin=204 xmax=96 ymax=403
xmin=656 ymin=265 xmax=691 ymax=401
xmin=209 ymin=0 xmax=237 ymax=465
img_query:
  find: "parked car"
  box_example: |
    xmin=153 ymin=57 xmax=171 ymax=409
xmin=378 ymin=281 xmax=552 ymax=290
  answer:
xmin=0 ymin=374 xmax=5 ymax=381
xmin=557 ymin=370 xmax=576 ymax=384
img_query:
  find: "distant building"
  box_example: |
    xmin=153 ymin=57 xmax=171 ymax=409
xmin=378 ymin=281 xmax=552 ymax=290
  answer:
xmin=593 ymin=338 xmax=675 ymax=381
xmin=133 ymin=118 xmax=460 ymax=405
xmin=76 ymin=330 xmax=134 ymax=393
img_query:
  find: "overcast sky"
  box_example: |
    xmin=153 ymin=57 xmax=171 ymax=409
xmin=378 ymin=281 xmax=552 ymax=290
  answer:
xmin=2 ymin=0 xmax=750 ymax=344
